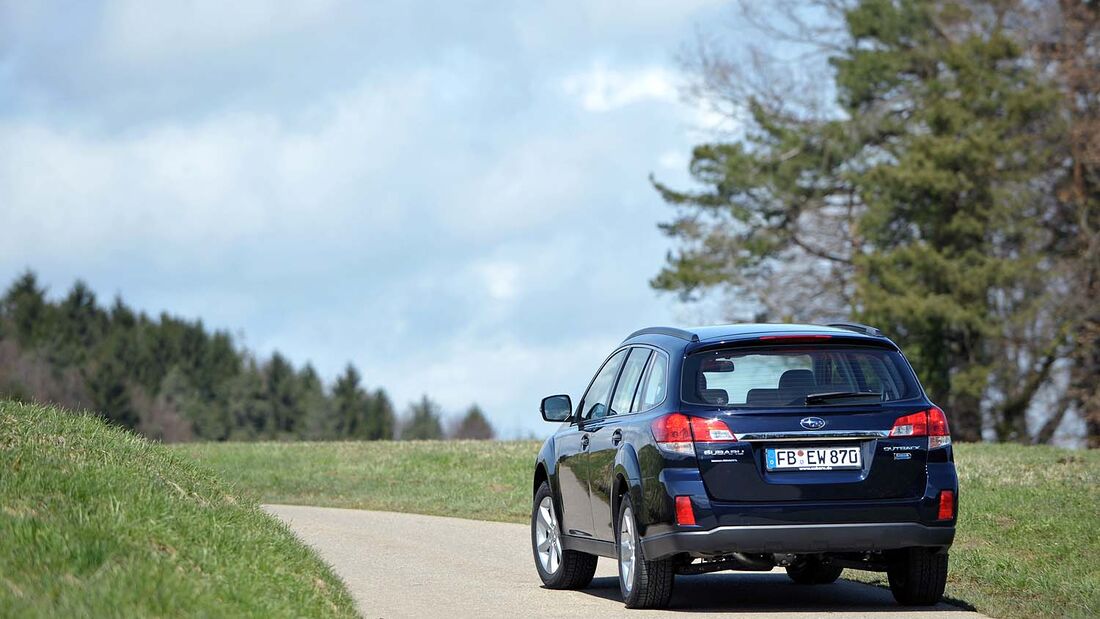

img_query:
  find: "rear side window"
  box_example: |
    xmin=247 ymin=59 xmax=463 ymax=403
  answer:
xmin=681 ymin=346 xmax=920 ymax=407
xmin=609 ymin=348 xmax=651 ymax=416
xmin=580 ymin=349 xmax=628 ymax=421
xmin=633 ymin=351 xmax=668 ymax=412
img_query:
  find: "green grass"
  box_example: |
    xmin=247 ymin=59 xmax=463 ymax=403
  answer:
xmin=0 ymin=401 xmax=358 ymax=618
xmin=175 ymin=440 xmax=540 ymax=523
xmin=180 ymin=439 xmax=1100 ymax=619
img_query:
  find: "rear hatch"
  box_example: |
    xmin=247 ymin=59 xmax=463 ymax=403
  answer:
xmin=692 ymin=406 xmax=928 ymax=502
xmin=681 ymin=340 xmax=931 ymax=502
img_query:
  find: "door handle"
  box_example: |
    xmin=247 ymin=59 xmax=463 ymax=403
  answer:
xmin=581 ymin=434 xmax=590 ymax=450
xmin=611 ymin=429 xmax=623 ymax=446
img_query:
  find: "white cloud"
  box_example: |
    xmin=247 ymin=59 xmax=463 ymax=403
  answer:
xmin=0 ymin=0 xmax=722 ymax=436
xmin=476 ymin=260 xmax=521 ymax=302
xmin=97 ymin=0 xmax=342 ymax=65
xmin=561 ymin=64 xmax=679 ymax=112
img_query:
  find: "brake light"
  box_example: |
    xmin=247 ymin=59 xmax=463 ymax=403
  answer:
xmin=890 ymin=407 xmax=951 ymax=448
xmin=651 ymin=413 xmax=694 ymax=454
xmin=651 ymin=413 xmax=737 ymax=454
xmin=759 ymin=334 xmax=832 ymax=340
xmin=675 ymin=496 xmax=696 ymax=526
xmin=938 ymin=490 xmax=955 ymax=520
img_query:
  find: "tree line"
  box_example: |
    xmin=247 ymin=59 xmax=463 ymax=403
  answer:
xmin=0 ymin=271 xmax=494 ymax=442
xmin=655 ymin=0 xmax=1097 ymax=445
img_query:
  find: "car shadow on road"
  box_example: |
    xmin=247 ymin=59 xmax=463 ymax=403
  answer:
xmin=576 ymin=573 xmax=974 ymax=614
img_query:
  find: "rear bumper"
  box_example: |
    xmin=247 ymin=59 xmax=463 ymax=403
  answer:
xmin=640 ymin=522 xmax=954 ymax=560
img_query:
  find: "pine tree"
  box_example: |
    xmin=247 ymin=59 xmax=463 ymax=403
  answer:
xmin=265 ymin=352 xmax=303 ymax=437
xmin=653 ymin=0 xmax=1070 ymax=440
xmin=366 ymin=388 xmax=396 ymax=440
xmin=453 ymin=404 xmax=494 ymax=440
xmin=400 ymin=395 xmax=443 ymax=440
xmin=1 ymin=271 xmax=50 ymax=347
xmin=298 ymin=363 xmax=335 ymax=440
xmin=332 ymin=365 xmax=368 ymax=438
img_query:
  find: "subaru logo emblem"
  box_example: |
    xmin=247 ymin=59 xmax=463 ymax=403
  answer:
xmin=800 ymin=417 xmax=826 ymax=430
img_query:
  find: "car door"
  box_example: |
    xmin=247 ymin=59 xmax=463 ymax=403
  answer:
xmin=556 ymin=349 xmax=627 ymax=538
xmin=585 ymin=347 xmax=652 ymax=542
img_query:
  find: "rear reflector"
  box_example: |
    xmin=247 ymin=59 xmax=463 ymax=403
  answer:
xmin=938 ymin=490 xmax=955 ymax=520
xmin=675 ymin=495 xmax=696 ymax=526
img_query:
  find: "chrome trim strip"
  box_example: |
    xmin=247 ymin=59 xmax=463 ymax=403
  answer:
xmin=738 ymin=430 xmax=889 ymax=442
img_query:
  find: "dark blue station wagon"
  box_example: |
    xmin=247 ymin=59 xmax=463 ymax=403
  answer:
xmin=531 ymin=323 xmax=957 ymax=609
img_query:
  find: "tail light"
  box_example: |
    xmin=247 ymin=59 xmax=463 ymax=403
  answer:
xmin=651 ymin=413 xmax=737 ymax=455
xmin=889 ymin=406 xmax=951 ymax=449
xmin=651 ymin=413 xmax=694 ymax=454
xmin=675 ymin=496 xmax=696 ymax=526
xmin=938 ymin=490 xmax=955 ymax=520
xmin=690 ymin=417 xmax=736 ymax=442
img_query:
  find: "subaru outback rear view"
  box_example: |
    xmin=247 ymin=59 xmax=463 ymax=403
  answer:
xmin=531 ymin=323 xmax=957 ymax=609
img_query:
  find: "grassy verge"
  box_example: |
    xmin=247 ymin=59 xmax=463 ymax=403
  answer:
xmin=175 ymin=440 xmax=540 ymax=523
xmin=181 ymin=439 xmax=1099 ymax=619
xmin=0 ymin=401 xmax=357 ymax=618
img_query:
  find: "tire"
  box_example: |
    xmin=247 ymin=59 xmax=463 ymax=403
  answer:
xmin=887 ymin=547 xmax=949 ymax=606
xmin=616 ymin=495 xmax=674 ymax=609
xmin=785 ymin=556 xmax=843 ymax=584
xmin=531 ymin=482 xmax=597 ymax=589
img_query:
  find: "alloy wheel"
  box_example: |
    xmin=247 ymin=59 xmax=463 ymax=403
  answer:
xmin=619 ymin=505 xmax=636 ymax=592
xmin=535 ymin=496 xmax=562 ymax=574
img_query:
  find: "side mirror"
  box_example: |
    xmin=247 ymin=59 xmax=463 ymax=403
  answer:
xmin=540 ymin=394 xmax=573 ymax=422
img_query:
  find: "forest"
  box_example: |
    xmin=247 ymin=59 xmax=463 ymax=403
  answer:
xmin=0 ymin=271 xmax=494 ymax=442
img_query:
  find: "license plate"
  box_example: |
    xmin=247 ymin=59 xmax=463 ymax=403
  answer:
xmin=766 ymin=445 xmax=862 ymax=471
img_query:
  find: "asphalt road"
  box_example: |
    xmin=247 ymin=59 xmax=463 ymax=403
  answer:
xmin=264 ymin=504 xmax=984 ymax=619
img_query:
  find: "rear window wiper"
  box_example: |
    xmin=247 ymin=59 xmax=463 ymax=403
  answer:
xmin=804 ymin=391 xmax=883 ymax=405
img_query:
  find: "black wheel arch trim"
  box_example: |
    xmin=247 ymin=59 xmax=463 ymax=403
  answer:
xmin=535 ymin=437 xmax=565 ymax=522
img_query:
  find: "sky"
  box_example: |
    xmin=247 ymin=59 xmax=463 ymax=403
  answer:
xmin=0 ymin=1 xmax=745 ymax=437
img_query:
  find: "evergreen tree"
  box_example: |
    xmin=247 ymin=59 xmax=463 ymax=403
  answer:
xmin=298 ymin=363 xmax=335 ymax=440
xmin=87 ymin=356 xmax=138 ymax=429
xmin=226 ymin=359 xmax=273 ymax=439
xmin=653 ymin=0 xmax=1073 ymax=441
xmin=400 ymin=395 xmax=443 ymax=440
xmin=332 ymin=365 xmax=368 ymax=438
xmin=265 ymin=352 xmax=302 ymax=437
xmin=366 ymin=388 xmax=396 ymax=440
xmin=1 ymin=271 xmax=49 ymax=346
xmin=453 ymin=404 xmax=494 ymax=440
xmin=51 ymin=280 xmax=106 ymax=367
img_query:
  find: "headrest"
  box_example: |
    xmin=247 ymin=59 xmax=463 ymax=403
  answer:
xmin=699 ymin=389 xmax=729 ymax=405
xmin=779 ymin=369 xmax=816 ymax=390
xmin=746 ymin=388 xmax=782 ymax=405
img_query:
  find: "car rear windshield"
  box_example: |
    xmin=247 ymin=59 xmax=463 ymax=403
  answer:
xmin=680 ymin=345 xmax=922 ymax=407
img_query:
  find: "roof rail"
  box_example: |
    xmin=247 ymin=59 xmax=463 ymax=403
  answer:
xmin=826 ymin=322 xmax=885 ymax=337
xmin=624 ymin=326 xmax=699 ymax=343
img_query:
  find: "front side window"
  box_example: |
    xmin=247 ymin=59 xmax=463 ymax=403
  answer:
xmin=681 ymin=346 xmax=921 ymax=407
xmin=580 ymin=349 xmax=628 ymax=421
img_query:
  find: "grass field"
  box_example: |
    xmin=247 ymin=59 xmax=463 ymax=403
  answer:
xmin=180 ymin=439 xmax=1099 ymax=619
xmin=0 ymin=402 xmax=357 ymax=618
